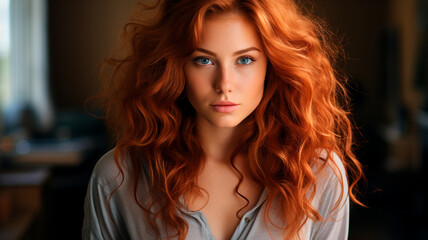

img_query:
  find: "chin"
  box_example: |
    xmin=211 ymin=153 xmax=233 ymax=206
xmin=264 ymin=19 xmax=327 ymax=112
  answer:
xmin=207 ymin=118 xmax=244 ymax=129
xmin=210 ymin=122 xmax=241 ymax=129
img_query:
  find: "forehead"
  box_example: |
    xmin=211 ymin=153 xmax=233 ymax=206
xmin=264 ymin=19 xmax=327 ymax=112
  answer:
xmin=196 ymin=12 xmax=263 ymax=52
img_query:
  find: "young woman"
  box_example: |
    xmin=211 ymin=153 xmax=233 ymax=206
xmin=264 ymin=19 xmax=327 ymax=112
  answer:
xmin=83 ymin=0 xmax=364 ymax=239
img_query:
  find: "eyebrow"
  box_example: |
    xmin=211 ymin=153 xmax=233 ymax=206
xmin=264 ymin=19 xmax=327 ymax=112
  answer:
xmin=195 ymin=47 xmax=261 ymax=56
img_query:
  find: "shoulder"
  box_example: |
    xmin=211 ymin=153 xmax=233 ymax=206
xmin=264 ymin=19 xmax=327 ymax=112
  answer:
xmin=312 ymin=149 xmax=348 ymax=192
xmin=311 ymin=150 xmax=349 ymax=222
xmin=309 ymin=149 xmax=349 ymax=220
xmin=89 ymin=148 xmax=151 ymax=196
xmin=83 ymin=149 xmax=145 ymax=239
xmin=261 ymin=150 xmax=350 ymax=239
xmin=90 ymin=148 xmax=122 ymax=186
xmin=83 ymin=148 xmax=159 ymax=239
xmin=306 ymin=150 xmax=350 ymax=239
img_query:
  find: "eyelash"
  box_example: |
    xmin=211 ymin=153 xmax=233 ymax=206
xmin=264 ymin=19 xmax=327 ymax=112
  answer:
xmin=193 ymin=57 xmax=213 ymax=65
xmin=192 ymin=56 xmax=256 ymax=66
xmin=237 ymin=55 xmax=255 ymax=65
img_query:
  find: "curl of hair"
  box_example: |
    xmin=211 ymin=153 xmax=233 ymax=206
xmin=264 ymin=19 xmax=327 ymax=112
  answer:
xmin=97 ymin=0 xmax=364 ymax=239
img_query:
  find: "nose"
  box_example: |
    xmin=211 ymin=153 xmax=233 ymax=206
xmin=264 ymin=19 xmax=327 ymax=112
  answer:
xmin=214 ymin=64 xmax=233 ymax=94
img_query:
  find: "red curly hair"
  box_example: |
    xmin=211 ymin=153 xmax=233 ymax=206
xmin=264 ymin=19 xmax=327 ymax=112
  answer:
xmin=98 ymin=0 xmax=364 ymax=239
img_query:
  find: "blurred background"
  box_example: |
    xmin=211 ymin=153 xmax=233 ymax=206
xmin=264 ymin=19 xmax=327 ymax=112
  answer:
xmin=0 ymin=0 xmax=426 ymax=239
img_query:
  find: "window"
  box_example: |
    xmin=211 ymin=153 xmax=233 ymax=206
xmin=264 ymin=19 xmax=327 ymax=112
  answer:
xmin=0 ymin=0 xmax=52 ymax=131
xmin=0 ymin=0 xmax=10 ymax=109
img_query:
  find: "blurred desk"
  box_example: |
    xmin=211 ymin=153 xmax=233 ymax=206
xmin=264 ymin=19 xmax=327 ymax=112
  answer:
xmin=0 ymin=168 xmax=50 ymax=240
xmin=13 ymin=137 xmax=98 ymax=166
xmin=0 ymin=135 xmax=107 ymax=239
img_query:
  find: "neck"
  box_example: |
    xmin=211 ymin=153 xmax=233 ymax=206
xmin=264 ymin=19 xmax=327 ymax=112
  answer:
xmin=196 ymin=118 xmax=243 ymax=163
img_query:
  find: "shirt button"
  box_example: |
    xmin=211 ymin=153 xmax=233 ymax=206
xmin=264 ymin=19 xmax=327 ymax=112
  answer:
xmin=244 ymin=217 xmax=251 ymax=223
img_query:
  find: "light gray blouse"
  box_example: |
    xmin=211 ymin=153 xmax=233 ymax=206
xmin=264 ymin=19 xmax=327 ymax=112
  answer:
xmin=83 ymin=149 xmax=349 ymax=240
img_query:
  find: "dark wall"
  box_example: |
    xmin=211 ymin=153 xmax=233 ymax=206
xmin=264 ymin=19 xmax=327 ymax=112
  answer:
xmin=49 ymin=0 xmax=138 ymax=110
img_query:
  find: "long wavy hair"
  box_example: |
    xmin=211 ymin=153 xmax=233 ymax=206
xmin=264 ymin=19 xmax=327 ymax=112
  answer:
xmin=99 ymin=0 xmax=364 ymax=239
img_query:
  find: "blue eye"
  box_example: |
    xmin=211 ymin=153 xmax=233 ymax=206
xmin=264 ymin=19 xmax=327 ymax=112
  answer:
xmin=194 ymin=57 xmax=213 ymax=65
xmin=237 ymin=56 xmax=254 ymax=65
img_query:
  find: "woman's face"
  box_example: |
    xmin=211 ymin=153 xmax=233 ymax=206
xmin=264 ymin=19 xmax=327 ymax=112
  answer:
xmin=184 ymin=12 xmax=268 ymax=129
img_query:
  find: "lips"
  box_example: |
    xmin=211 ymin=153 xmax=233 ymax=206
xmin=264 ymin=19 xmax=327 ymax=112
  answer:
xmin=210 ymin=101 xmax=239 ymax=113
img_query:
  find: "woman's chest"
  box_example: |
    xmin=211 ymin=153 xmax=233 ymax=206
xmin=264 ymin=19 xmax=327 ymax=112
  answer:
xmin=185 ymin=161 xmax=263 ymax=240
